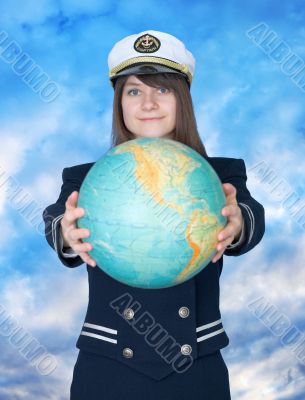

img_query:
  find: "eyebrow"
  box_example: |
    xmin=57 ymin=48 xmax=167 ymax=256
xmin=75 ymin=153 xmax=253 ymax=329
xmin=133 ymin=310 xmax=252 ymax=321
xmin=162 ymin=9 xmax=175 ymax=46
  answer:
xmin=124 ymin=82 xmax=142 ymax=87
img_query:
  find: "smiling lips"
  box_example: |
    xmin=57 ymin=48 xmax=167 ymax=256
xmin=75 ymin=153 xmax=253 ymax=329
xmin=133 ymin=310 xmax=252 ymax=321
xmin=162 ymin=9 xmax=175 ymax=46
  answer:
xmin=139 ymin=117 xmax=164 ymax=121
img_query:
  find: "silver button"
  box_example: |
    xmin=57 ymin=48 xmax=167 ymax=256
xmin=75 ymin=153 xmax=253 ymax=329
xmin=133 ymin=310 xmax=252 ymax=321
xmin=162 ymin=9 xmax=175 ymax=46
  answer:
xmin=123 ymin=348 xmax=133 ymax=358
xmin=181 ymin=344 xmax=192 ymax=355
xmin=178 ymin=306 xmax=190 ymax=318
xmin=123 ymin=308 xmax=135 ymax=320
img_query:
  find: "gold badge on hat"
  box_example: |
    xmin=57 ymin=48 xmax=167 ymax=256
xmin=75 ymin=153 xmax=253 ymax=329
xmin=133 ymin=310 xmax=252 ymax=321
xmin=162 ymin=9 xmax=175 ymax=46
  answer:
xmin=134 ymin=34 xmax=161 ymax=53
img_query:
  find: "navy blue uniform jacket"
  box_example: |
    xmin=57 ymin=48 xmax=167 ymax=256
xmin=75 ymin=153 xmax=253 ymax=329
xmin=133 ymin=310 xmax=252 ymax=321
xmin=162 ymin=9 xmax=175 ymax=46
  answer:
xmin=43 ymin=156 xmax=265 ymax=381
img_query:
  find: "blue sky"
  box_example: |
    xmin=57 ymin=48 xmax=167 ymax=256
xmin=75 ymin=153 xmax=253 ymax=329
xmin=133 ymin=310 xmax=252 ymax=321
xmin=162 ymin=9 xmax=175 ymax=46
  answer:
xmin=1 ymin=0 xmax=305 ymax=399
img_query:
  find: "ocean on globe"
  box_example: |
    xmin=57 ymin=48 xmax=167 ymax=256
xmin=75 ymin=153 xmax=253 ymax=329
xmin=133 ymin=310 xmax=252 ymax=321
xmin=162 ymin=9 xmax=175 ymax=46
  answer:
xmin=77 ymin=137 xmax=227 ymax=289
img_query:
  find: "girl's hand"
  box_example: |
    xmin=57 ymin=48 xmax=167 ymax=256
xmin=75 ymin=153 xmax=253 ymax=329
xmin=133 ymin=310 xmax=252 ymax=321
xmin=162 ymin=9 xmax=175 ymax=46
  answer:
xmin=60 ymin=191 xmax=96 ymax=268
xmin=212 ymin=183 xmax=244 ymax=263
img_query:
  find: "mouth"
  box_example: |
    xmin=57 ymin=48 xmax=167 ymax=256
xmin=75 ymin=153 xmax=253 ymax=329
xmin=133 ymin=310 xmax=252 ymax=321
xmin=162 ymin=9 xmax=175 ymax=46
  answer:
xmin=138 ymin=117 xmax=164 ymax=121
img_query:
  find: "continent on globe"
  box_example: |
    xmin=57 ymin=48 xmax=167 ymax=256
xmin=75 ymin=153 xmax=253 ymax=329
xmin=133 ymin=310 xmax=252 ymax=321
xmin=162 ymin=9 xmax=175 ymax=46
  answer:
xmin=77 ymin=137 xmax=227 ymax=289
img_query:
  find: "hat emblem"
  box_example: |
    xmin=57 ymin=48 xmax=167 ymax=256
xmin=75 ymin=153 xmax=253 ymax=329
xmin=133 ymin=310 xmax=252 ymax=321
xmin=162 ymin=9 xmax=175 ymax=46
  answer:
xmin=134 ymin=34 xmax=161 ymax=53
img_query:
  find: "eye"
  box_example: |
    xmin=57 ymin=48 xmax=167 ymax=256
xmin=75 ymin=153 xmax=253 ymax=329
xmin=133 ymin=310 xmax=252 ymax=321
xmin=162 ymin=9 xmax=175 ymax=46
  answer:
xmin=127 ymin=88 xmax=140 ymax=96
xmin=158 ymin=87 xmax=170 ymax=94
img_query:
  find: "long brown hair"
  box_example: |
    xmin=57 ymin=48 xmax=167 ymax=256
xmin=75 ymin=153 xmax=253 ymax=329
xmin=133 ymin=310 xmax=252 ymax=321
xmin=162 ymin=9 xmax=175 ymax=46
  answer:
xmin=110 ymin=73 xmax=209 ymax=159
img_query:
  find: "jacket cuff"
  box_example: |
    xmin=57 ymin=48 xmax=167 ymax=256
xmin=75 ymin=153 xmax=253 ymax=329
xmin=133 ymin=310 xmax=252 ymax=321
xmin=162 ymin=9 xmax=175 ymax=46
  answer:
xmin=57 ymin=224 xmax=79 ymax=258
xmin=225 ymin=214 xmax=246 ymax=250
xmin=53 ymin=214 xmax=83 ymax=267
xmin=223 ymin=202 xmax=255 ymax=256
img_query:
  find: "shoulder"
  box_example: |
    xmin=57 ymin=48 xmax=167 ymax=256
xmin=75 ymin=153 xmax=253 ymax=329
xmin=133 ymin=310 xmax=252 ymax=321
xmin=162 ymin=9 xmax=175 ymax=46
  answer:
xmin=206 ymin=156 xmax=245 ymax=169
xmin=62 ymin=162 xmax=95 ymax=182
xmin=206 ymin=156 xmax=246 ymax=180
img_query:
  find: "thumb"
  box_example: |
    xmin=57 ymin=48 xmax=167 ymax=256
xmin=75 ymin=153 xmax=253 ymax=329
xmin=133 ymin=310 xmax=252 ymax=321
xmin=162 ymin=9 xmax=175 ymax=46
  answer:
xmin=222 ymin=183 xmax=237 ymax=201
xmin=66 ymin=191 xmax=79 ymax=210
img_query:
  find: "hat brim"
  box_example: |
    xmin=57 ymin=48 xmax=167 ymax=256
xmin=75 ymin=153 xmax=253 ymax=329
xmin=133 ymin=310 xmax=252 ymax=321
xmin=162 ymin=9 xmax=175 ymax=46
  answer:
xmin=111 ymin=63 xmax=187 ymax=80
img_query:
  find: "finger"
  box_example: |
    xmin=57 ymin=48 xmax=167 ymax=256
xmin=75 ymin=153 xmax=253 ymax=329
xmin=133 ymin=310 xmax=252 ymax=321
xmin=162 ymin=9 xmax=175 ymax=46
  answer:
xmin=72 ymin=242 xmax=93 ymax=253
xmin=222 ymin=183 xmax=237 ymax=202
xmin=65 ymin=191 xmax=79 ymax=210
xmin=222 ymin=183 xmax=236 ymax=195
xmin=64 ymin=207 xmax=85 ymax=224
xmin=222 ymin=204 xmax=239 ymax=217
xmin=79 ymin=252 xmax=95 ymax=266
xmin=218 ymin=221 xmax=237 ymax=241
xmin=211 ymin=250 xmax=223 ymax=263
xmin=216 ymin=235 xmax=235 ymax=252
xmin=79 ymin=252 xmax=96 ymax=267
xmin=212 ymin=236 xmax=233 ymax=263
xmin=65 ymin=225 xmax=86 ymax=245
xmin=69 ymin=228 xmax=90 ymax=241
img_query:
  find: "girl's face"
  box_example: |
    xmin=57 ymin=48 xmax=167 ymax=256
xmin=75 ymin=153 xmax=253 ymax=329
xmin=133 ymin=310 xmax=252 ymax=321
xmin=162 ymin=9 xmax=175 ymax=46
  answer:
xmin=121 ymin=75 xmax=176 ymax=139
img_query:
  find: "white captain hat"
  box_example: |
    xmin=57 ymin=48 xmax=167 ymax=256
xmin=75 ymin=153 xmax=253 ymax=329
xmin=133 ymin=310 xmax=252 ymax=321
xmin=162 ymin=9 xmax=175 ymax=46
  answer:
xmin=108 ymin=30 xmax=195 ymax=87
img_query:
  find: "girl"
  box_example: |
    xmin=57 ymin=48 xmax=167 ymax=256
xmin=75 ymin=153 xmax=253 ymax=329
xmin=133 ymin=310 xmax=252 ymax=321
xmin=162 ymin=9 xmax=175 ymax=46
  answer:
xmin=43 ymin=30 xmax=265 ymax=399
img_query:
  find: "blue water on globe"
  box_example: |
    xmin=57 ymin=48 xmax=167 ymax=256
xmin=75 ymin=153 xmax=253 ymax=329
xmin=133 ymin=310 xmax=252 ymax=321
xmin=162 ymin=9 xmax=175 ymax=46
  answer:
xmin=77 ymin=138 xmax=227 ymax=289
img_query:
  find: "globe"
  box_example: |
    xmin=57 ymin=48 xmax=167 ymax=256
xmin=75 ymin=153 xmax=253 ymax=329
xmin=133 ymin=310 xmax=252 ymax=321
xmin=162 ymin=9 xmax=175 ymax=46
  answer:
xmin=77 ymin=137 xmax=227 ymax=289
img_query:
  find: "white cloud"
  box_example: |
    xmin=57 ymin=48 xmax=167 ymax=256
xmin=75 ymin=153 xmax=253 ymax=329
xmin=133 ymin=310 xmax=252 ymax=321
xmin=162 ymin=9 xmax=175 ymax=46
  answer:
xmin=0 ymin=102 xmax=64 ymax=219
xmin=0 ymin=387 xmax=30 ymax=399
xmin=245 ymin=149 xmax=305 ymax=232
xmin=196 ymin=92 xmax=232 ymax=155
xmin=219 ymin=228 xmax=305 ymax=398
xmin=0 ymin=347 xmax=77 ymax=399
xmin=1 ymin=261 xmax=88 ymax=334
xmin=0 ymin=4 xmax=304 ymax=399
xmin=0 ymin=135 xmax=28 ymax=176
xmin=29 ymin=173 xmax=62 ymax=205
xmin=222 ymin=230 xmax=305 ymax=315
xmin=0 ymin=104 xmax=62 ymax=175
xmin=0 ymin=215 xmax=19 ymax=246
xmin=229 ymin=345 xmax=305 ymax=399
xmin=0 ymin=84 xmax=113 ymax=221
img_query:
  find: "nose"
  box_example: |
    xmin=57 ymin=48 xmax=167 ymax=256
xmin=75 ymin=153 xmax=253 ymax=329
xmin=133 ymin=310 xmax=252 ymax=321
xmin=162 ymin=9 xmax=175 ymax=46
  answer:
xmin=141 ymin=92 xmax=158 ymax=110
